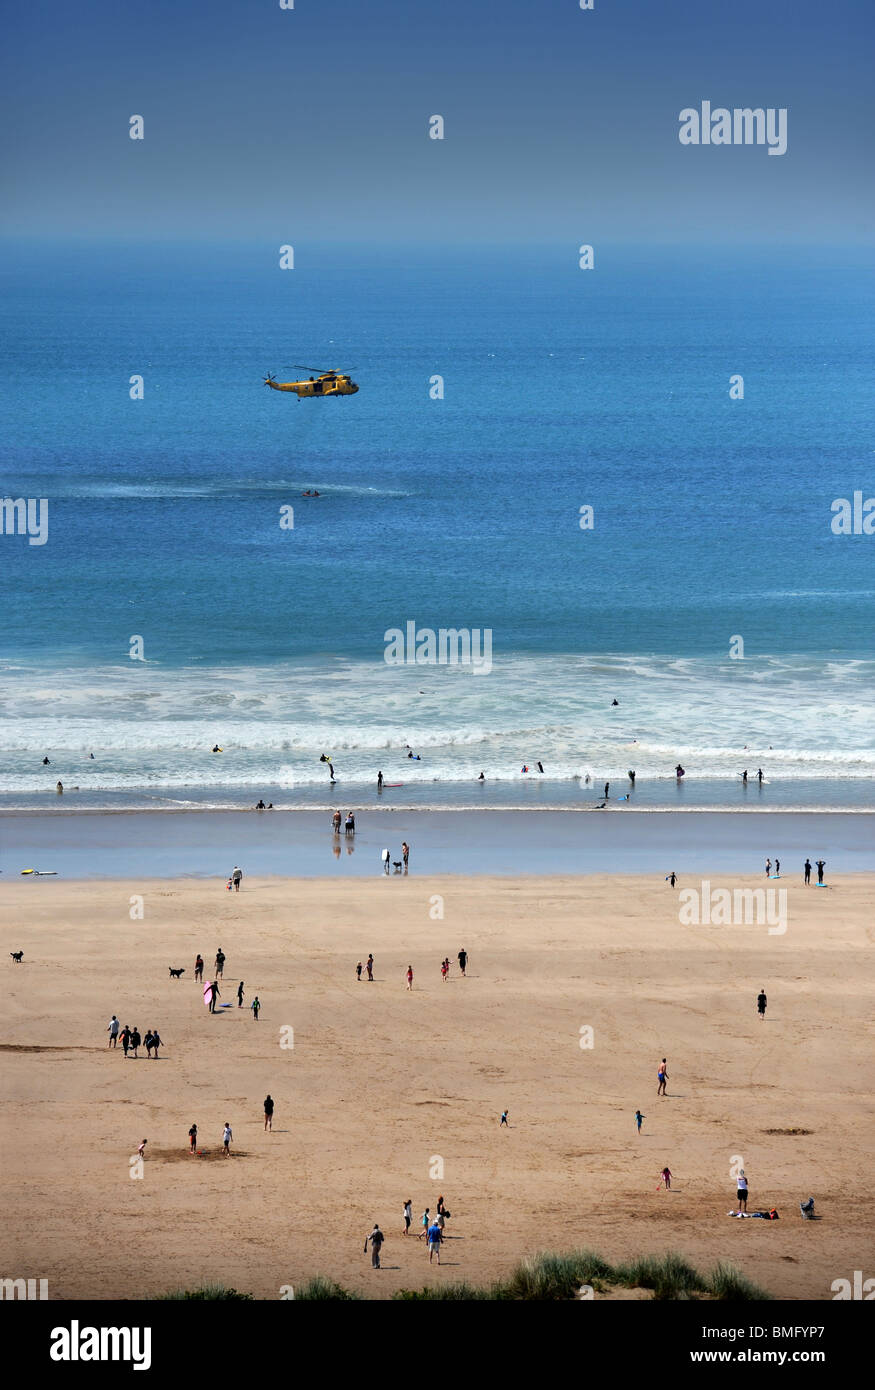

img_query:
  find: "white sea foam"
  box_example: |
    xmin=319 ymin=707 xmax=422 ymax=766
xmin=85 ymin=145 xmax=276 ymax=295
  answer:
xmin=1 ymin=652 xmax=872 ymax=796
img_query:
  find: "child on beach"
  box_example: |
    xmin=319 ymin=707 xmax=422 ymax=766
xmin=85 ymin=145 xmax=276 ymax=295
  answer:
xmin=659 ymin=1167 xmax=672 ymax=1190
xmin=635 ymin=1110 xmax=645 ymax=1134
xmin=406 ymin=965 xmax=414 ymax=990
xmin=500 ymin=1110 xmax=509 ymax=1127
xmin=441 ymin=959 xmax=449 ymax=983
xmin=356 ymin=961 xmax=363 ymax=981
xmin=250 ymin=996 xmax=261 ymax=1020
xmin=138 ymin=1139 xmax=147 ymax=1161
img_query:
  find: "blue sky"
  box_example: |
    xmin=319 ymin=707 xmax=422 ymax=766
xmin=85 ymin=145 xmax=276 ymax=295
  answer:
xmin=3 ymin=0 xmax=873 ymax=245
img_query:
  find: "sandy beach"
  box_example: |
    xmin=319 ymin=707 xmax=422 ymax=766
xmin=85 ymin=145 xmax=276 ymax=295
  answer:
xmin=2 ymin=869 xmax=873 ymax=1300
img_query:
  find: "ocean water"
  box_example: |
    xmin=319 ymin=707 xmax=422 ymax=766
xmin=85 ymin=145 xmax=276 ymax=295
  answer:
xmin=1 ymin=241 xmax=873 ymax=810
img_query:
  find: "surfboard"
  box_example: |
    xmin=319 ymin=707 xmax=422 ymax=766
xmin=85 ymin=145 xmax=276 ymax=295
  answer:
xmin=204 ymin=980 xmax=213 ymax=1008
xmin=384 ymin=783 xmax=403 ymax=787
xmin=21 ymin=869 xmax=57 ymax=875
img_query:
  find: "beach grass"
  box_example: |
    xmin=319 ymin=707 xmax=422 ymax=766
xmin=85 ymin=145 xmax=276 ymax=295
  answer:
xmin=156 ymin=1283 xmax=254 ymax=1301
xmin=292 ymin=1276 xmax=363 ymax=1301
xmin=158 ymin=1251 xmax=768 ymax=1301
xmin=706 ymin=1262 xmax=770 ymax=1301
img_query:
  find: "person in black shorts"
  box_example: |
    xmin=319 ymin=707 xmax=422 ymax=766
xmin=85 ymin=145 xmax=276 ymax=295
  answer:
xmin=263 ymin=1094 xmax=274 ymax=1131
xmin=804 ymin=858 xmax=811 ymax=885
xmin=757 ymin=989 xmax=767 ymax=1020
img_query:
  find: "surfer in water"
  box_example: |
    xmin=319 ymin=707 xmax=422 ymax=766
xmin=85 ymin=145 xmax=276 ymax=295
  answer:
xmin=675 ymin=764 xmax=685 ymax=778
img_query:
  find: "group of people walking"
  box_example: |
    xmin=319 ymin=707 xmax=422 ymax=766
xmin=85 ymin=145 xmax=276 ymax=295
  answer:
xmin=107 ymin=1016 xmax=163 ymax=1058
xmin=367 ymin=1195 xmax=452 ymax=1267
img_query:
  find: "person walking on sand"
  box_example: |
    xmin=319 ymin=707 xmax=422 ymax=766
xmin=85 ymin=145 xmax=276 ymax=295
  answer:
xmin=188 ymin=1123 xmax=198 ymax=1154
xmin=403 ymin=1199 xmax=412 ymax=1235
xmin=736 ymin=1169 xmax=749 ymax=1212
xmin=356 ymin=960 xmax=363 ymax=981
xmin=209 ymin=981 xmax=220 ymax=1013
xmin=418 ymin=1207 xmax=430 ymax=1240
xmin=250 ymin=995 xmax=261 ymax=1020
xmin=366 ymin=954 xmax=374 ymax=981
xmin=668 ymin=871 xmax=677 ymax=888
xmin=215 ymin=948 xmax=225 ymax=978
xmin=426 ymin=1219 xmax=443 ymax=1264
xmin=364 ymin=1224 xmax=385 ymax=1268
xmin=222 ymin=1122 xmax=232 ymax=1156
xmin=804 ymin=857 xmax=811 ymax=885
xmin=107 ymin=1015 xmax=120 ymax=1048
xmin=231 ymin=865 xmax=242 ymax=892
xmin=130 ymin=1027 xmax=141 ymax=1058
xmin=402 ymin=841 xmax=409 ymax=869
xmin=757 ymin=988 xmax=767 ymax=1020
xmin=194 ymin=954 xmax=204 ymax=982
xmin=406 ymin=965 xmax=414 ymax=991
xmin=500 ymin=1109 xmax=509 ymax=1127
xmin=120 ymin=1025 xmax=131 ymax=1058
xmin=138 ymin=1139 xmax=147 ymax=1161
xmin=263 ymin=1094 xmax=274 ymax=1131
xmin=635 ymin=1109 xmax=645 ymax=1134
xmin=659 ymin=1166 xmax=672 ymax=1190
xmin=441 ymin=959 xmax=449 ymax=984
xmin=237 ymin=980 xmax=244 ymax=1008
xmin=657 ymin=1058 xmax=668 ymax=1095
xmin=458 ymin=948 xmax=467 ymax=976
xmin=765 ymin=857 xmax=771 ymax=878
xmin=816 ymin=858 xmax=826 ymax=884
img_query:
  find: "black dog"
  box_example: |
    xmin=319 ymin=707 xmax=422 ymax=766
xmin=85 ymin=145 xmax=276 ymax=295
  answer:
xmin=10 ymin=951 xmax=23 ymax=963
xmin=168 ymin=967 xmax=185 ymax=978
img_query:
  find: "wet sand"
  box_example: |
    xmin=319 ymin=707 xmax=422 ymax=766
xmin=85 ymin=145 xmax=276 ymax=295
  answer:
xmin=1 ymin=808 xmax=872 ymax=878
xmin=2 ymin=871 xmax=873 ymax=1300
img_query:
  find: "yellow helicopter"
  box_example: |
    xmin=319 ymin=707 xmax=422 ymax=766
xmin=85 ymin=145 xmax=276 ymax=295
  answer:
xmin=263 ymin=365 xmax=359 ymax=398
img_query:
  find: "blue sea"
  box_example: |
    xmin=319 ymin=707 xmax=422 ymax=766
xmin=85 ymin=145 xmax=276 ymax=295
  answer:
xmin=1 ymin=241 xmax=873 ymax=811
